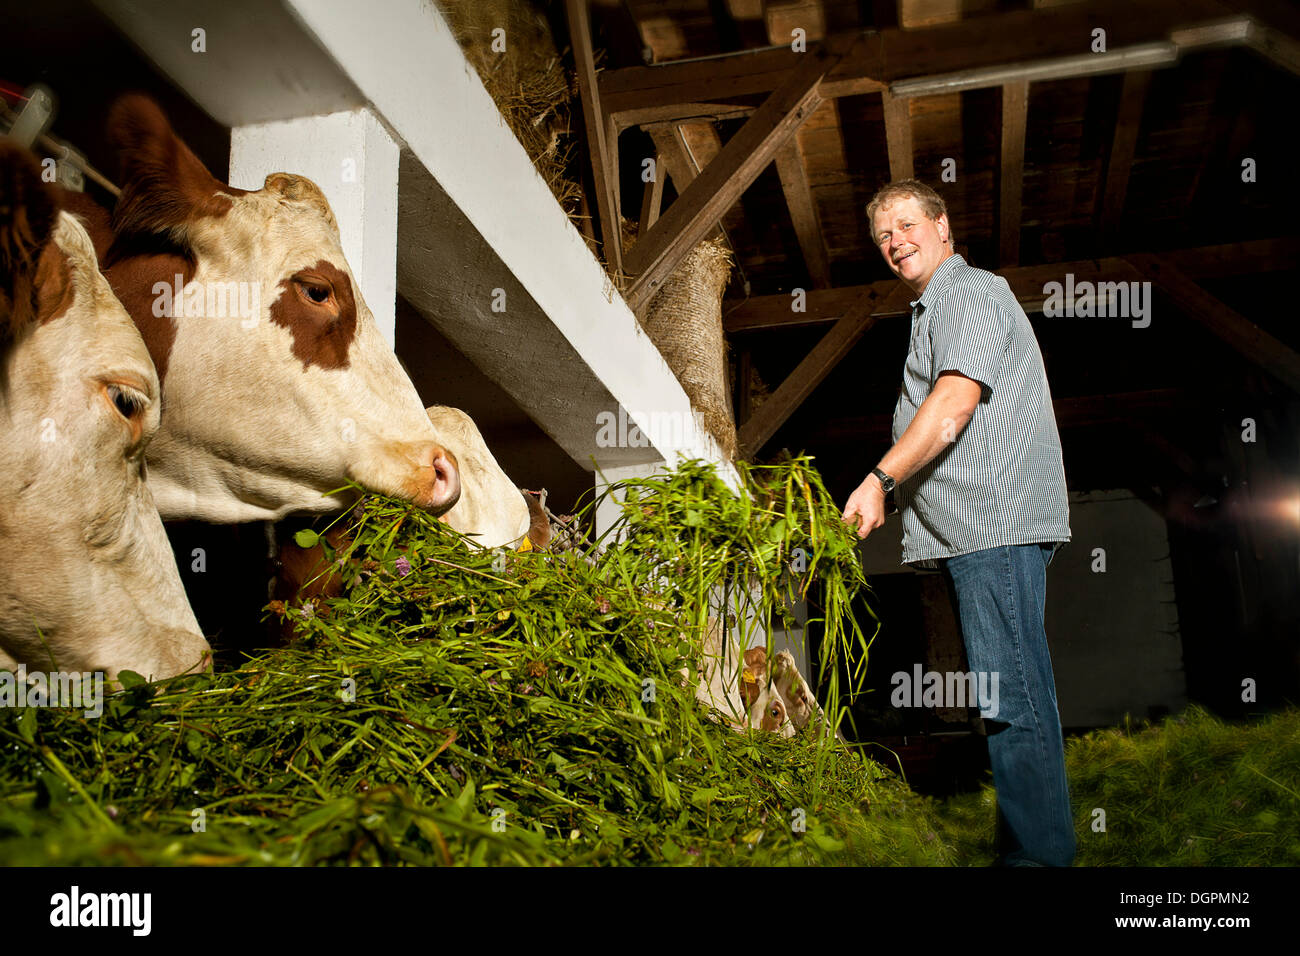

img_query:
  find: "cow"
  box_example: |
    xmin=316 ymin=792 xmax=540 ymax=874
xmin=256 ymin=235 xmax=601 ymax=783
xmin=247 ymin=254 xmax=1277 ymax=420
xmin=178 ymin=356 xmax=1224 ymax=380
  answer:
xmin=694 ymin=617 xmax=794 ymax=737
xmin=426 ymin=405 xmax=545 ymax=551
xmin=271 ymin=405 xmax=551 ymax=629
xmin=64 ymin=95 xmax=460 ymax=525
xmin=0 ymin=141 xmax=210 ymax=682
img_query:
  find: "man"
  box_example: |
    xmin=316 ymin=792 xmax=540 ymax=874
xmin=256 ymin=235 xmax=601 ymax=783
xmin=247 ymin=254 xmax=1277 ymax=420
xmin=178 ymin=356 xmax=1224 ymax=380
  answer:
xmin=841 ymin=180 xmax=1075 ymax=867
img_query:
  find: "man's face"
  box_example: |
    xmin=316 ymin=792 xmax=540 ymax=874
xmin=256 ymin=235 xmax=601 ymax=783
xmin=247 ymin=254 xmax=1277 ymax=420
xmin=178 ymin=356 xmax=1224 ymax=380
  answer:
xmin=873 ymin=196 xmax=951 ymax=294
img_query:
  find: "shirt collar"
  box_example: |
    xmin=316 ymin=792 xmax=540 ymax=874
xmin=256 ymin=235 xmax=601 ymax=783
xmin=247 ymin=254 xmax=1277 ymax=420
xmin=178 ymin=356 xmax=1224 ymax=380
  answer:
xmin=910 ymin=252 xmax=965 ymax=314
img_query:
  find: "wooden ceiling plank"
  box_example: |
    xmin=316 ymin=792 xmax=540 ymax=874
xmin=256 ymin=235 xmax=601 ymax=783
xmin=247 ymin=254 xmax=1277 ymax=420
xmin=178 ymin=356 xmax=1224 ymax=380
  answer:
xmin=566 ymin=0 xmax=623 ymax=274
xmin=774 ymin=137 xmax=833 ymax=287
xmin=723 ymin=238 xmax=1300 ymax=331
xmin=1248 ymin=22 xmax=1300 ymax=75
xmin=881 ymin=89 xmax=914 ymax=182
xmin=1099 ymin=69 xmax=1153 ymax=242
xmin=644 ymin=124 xmax=727 ymax=243
xmin=999 ymin=79 xmax=1029 ymax=268
xmin=600 ymin=0 xmax=1227 ymax=118
xmin=638 ymin=145 xmax=665 ymax=231
xmin=1128 ymin=253 xmax=1300 ymax=393
xmin=624 ymin=46 xmax=838 ymax=312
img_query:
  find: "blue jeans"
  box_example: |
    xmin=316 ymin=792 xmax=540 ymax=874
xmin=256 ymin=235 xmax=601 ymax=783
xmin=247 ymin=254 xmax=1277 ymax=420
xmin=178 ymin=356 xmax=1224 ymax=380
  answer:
xmin=941 ymin=543 xmax=1075 ymax=867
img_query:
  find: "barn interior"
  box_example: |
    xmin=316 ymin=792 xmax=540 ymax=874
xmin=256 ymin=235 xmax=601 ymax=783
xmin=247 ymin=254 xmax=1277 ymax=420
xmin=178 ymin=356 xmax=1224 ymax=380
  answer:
xmin=5 ymin=0 xmax=1297 ymax=795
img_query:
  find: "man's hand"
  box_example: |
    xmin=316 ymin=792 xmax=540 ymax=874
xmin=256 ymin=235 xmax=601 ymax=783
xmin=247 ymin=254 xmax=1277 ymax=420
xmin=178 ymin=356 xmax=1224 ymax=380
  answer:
xmin=842 ymin=475 xmax=887 ymax=539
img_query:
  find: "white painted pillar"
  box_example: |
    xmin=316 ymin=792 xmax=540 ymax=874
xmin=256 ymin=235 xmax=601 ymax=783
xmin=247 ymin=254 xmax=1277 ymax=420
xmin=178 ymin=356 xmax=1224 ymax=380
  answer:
xmin=593 ymin=461 xmax=668 ymax=538
xmin=229 ymin=108 xmax=400 ymax=345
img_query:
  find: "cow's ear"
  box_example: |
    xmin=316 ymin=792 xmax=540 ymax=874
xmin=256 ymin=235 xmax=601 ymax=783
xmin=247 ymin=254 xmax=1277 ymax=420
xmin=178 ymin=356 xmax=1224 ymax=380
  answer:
xmin=107 ymin=94 xmax=239 ymax=248
xmin=0 ymin=141 xmax=61 ymax=341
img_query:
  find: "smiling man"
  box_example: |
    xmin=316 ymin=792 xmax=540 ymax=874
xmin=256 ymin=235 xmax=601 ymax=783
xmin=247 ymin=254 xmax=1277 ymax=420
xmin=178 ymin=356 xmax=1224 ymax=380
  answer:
xmin=841 ymin=180 xmax=1074 ymax=867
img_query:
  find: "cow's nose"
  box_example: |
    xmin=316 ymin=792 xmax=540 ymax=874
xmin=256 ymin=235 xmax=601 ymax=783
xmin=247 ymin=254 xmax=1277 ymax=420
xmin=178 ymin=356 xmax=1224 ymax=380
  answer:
xmin=417 ymin=443 xmax=461 ymax=516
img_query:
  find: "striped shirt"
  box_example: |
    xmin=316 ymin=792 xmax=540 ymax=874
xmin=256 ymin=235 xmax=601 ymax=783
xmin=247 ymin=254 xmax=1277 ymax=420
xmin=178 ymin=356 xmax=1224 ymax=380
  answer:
xmin=891 ymin=253 xmax=1070 ymax=568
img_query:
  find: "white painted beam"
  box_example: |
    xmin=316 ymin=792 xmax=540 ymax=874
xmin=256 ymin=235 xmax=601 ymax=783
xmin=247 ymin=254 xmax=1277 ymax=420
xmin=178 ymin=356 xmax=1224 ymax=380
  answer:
xmin=230 ymin=109 xmax=399 ymax=345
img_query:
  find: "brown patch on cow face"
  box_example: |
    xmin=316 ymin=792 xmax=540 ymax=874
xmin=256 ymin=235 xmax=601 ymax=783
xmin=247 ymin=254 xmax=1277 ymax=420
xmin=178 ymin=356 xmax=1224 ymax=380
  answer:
xmin=759 ymin=696 xmax=787 ymax=733
xmin=102 ymin=252 xmax=193 ymax=383
xmin=269 ymin=261 xmax=359 ymax=370
xmin=740 ymin=646 xmax=768 ymax=709
xmin=107 ymin=94 xmax=247 ymax=251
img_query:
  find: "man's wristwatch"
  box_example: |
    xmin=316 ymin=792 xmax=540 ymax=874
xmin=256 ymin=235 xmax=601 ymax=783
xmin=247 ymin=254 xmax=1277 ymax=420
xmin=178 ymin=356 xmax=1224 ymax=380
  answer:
xmin=871 ymin=467 xmax=896 ymax=494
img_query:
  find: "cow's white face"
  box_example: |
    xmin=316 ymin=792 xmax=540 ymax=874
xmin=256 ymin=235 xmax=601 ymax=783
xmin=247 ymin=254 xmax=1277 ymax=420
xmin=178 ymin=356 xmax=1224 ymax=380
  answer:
xmin=101 ymin=96 xmax=460 ymax=523
xmin=1 ymin=161 xmax=210 ymax=682
xmin=426 ymin=406 xmax=531 ymax=549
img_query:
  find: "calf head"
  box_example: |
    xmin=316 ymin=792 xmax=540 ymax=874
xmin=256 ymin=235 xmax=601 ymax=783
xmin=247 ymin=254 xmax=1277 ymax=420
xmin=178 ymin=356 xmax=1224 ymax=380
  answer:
xmin=0 ymin=142 xmax=210 ymax=681
xmin=97 ymin=95 xmax=459 ymax=523
xmin=739 ymin=647 xmax=794 ymax=737
xmin=771 ymin=649 xmax=816 ymax=729
xmin=426 ymin=406 xmax=533 ymax=550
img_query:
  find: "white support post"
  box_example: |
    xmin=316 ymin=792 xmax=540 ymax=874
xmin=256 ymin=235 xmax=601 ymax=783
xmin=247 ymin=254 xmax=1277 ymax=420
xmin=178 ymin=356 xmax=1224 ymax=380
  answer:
xmin=229 ymin=108 xmax=400 ymax=345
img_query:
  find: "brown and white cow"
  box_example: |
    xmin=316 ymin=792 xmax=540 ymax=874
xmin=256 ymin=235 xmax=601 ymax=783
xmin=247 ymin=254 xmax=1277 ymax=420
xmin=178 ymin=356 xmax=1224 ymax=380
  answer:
xmin=0 ymin=141 xmax=210 ymax=682
xmin=67 ymin=95 xmax=459 ymax=524
xmin=694 ymin=617 xmax=795 ymax=737
xmin=272 ymin=405 xmax=549 ymax=623
xmin=426 ymin=405 xmax=538 ymax=551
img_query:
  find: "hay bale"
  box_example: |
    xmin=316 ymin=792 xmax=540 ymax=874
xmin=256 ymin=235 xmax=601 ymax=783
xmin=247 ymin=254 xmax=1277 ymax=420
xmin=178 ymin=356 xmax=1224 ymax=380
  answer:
xmin=436 ymin=0 xmax=581 ymax=215
xmin=630 ymin=233 xmax=738 ymax=459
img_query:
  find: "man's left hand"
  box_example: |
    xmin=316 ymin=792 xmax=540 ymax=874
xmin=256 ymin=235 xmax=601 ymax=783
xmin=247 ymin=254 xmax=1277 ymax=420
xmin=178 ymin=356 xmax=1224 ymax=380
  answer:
xmin=842 ymin=477 xmax=887 ymax=539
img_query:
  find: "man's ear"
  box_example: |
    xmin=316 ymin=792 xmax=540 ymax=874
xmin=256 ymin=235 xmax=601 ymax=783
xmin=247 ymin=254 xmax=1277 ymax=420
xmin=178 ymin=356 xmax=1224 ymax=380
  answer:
xmin=937 ymin=214 xmax=950 ymax=244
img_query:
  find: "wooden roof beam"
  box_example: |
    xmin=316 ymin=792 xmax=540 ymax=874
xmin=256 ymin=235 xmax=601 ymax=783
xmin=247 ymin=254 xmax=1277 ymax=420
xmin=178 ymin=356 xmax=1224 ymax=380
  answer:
xmin=1127 ymin=253 xmax=1300 ymax=394
xmin=998 ymin=79 xmax=1028 ymax=268
xmin=601 ymin=1 xmax=1228 ymax=120
xmin=566 ymin=0 xmax=623 ymax=274
xmin=643 ymin=123 xmax=727 ymax=244
xmin=736 ymin=282 xmax=912 ymax=458
xmin=881 ymin=90 xmax=914 ymax=182
xmin=1098 ymin=70 xmax=1152 ymax=243
xmin=774 ymin=137 xmax=832 ymax=287
xmin=624 ymin=43 xmax=842 ymax=313
xmin=723 ymin=237 xmax=1300 ymax=331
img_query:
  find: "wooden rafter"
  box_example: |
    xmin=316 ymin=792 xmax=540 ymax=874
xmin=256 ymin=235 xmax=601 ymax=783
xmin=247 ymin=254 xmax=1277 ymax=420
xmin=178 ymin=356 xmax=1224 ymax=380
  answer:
xmin=1126 ymin=253 xmax=1300 ymax=393
xmin=643 ymin=124 xmax=726 ymax=243
xmin=566 ymin=0 xmax=622 ymax=273
xmin=774 ymin=137 xmax=832 ymax=287
xmin=999 ymin=79 xmax=1028 ymax=268
xmin=624 ymin=44 xmax=840 ymax=313
xmin=881 ymin=90 xmax=914 ymax=182
xmin=638 ymin=145 xmax=664 ymax=232
xmin=724 ymin=238 xmax=1300 ymax=332
xmin=735 ymin=282 xmax=911 ymax=458
xmin=600 ymin=0 xmax=1227 ymax=122
xmin=1099 ymin=70 xmax=1152 ymax=241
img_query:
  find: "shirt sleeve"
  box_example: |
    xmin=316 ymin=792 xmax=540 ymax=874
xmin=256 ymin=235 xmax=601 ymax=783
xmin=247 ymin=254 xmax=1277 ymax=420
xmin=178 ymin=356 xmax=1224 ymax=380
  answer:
xmin=928 ymin=290 xmax=1010 ymax=397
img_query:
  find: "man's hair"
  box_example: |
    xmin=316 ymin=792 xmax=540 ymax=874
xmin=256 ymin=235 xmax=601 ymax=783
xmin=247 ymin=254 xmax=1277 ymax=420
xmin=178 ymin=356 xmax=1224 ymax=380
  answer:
xmin=865 ymin=179 xmax=954 ymax=248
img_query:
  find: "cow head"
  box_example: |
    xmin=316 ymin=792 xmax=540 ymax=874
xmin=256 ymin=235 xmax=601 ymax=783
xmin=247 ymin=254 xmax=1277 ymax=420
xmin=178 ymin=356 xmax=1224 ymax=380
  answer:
xmin=0 ymin=142 xmax=211 ymax=682
xmin=98 ymin=95 xmax=460 ymax=523
xmin=426 ymin=406 xmax=533 ymax=550
xmin=771 ymin=649 xmax=816 ymax=730
xmin=740 ymin=646 xmax=794 ymax=737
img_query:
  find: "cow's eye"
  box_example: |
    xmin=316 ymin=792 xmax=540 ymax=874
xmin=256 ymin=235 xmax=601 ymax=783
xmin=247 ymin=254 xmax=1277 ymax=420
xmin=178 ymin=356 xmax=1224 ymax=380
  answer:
xmin=304 ymin=284 xmax=330 ymax=304
xmin=106 ymin=383 xmax=145 ymax=420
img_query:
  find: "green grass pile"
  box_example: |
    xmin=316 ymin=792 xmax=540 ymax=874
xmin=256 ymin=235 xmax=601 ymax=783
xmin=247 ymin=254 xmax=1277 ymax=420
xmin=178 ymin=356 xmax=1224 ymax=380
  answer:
xmin=937 ymin=705 xmax=1300 ymax=866
xmin=0 ymin=457 xmax=952 ymax=866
